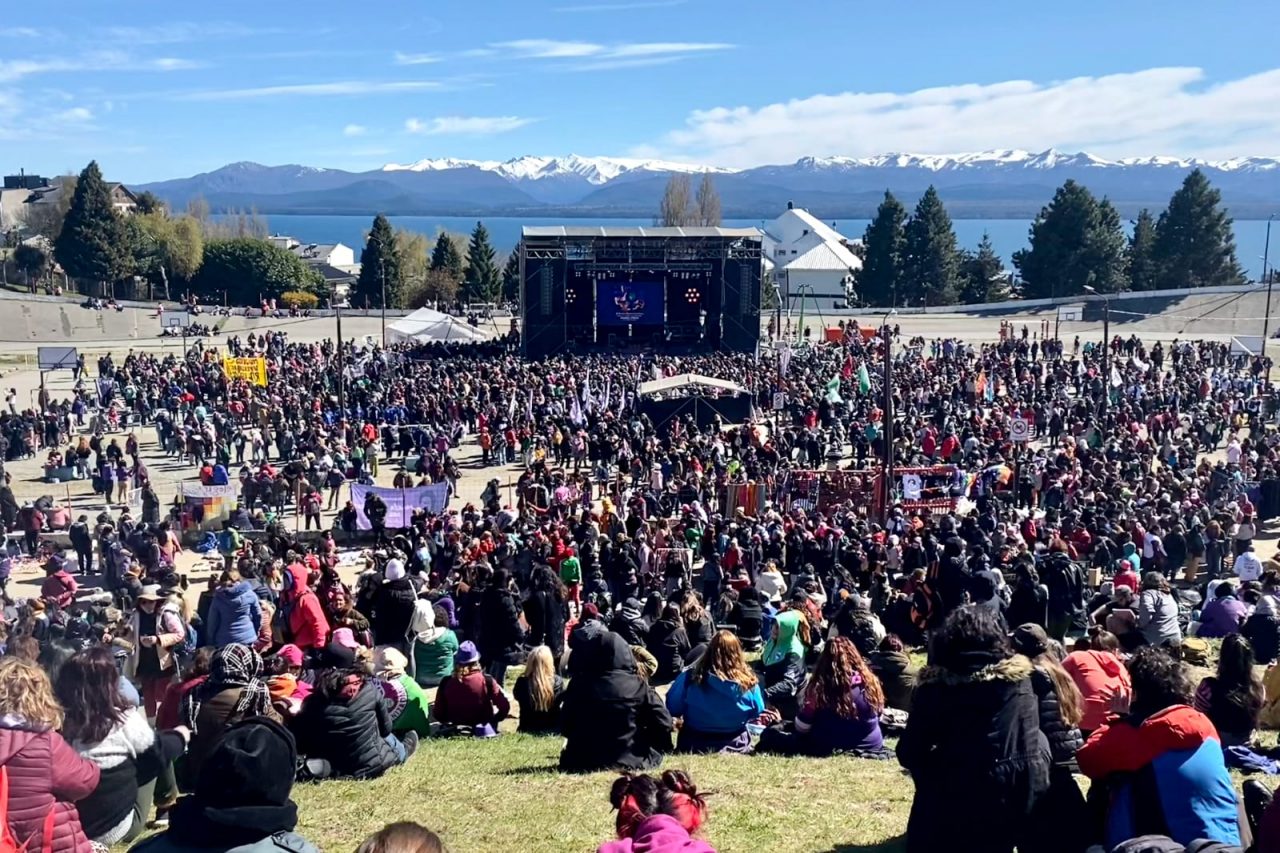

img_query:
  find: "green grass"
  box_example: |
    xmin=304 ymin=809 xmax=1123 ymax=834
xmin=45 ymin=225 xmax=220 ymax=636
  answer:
xmin=290 ymin=734 xmax=911 ymax=853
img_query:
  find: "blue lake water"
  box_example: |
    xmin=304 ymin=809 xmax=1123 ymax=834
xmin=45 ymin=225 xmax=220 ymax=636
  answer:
xmin=218 ymin=214 xmax=1275 ymax=279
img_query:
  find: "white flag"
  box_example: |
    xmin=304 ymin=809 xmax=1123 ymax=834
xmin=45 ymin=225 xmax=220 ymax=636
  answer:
xmin=778 ymin=343 xmax=791 ymax=377
xmin=1110 ymin=365 xmax=1123 ymax=388
xmin=525 ymin=389 xmax=534 ymax=423
xmin=570 ymin=393 xmax=584 ymax=425
xmin=581 ymin=370 xmax=592 ymax=410
xmin=602 ymin=377 xmax=611 ymax=414
xmin=507 ymin=390 xmax=517 ymax=423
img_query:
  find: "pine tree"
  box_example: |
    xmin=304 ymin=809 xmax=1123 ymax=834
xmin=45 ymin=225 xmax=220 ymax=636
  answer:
xmin=1013 ymin=180 xmax=1127 ymax=299
xmin=958 ymin=232 xmax=1008 ymax=304
xmin=1126 ymin=208 xmax=1158 ymax=291
xmin=501 ymin=247 xmax=521 ymax=303
xmin=853 ymin=191 xmax=906 ymax=307
xmin=356 ymin=214 xmax=403 ymax=309
xmin=1152 ymin=169 xmax=1246 ymax=290
xmin=659 ymin=174 xmax=695 ymax=227
xmin=54 ymin=161 xmax=130 ymax=288
xmin=429 ymin=231 xmax=464 ymax=280
xmin=463 ymin=221 xmax=500 ymax=304
xmin=695 ymin=174 xmax=721 ymax=226
xmin=901 ymin=186 xmax=960 ymax=306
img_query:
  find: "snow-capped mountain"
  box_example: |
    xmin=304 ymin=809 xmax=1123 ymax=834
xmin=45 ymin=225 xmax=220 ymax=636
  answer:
xmin=137 ymin=148 xmax=1280 ymax=219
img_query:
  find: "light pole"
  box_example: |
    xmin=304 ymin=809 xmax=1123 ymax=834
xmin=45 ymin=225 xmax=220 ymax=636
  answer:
xmin=880 ymin=308 xmax=897 ymax=523
xmin=1261 ymin=214 xmax=1274 ymax=358
xmin=334 ymin=300 xmax=346 ymax=420
xmin=1083 ymin=285 xmax=1110 ymax=416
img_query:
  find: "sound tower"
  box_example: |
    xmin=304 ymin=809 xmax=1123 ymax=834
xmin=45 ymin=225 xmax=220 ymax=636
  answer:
xmin=521 ymin=250 xmax=567 ymax=359
xmin=720 ymin=252 xmax=761 ymax=352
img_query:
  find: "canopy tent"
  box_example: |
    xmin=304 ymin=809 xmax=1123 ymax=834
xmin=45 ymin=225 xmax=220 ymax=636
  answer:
xmin=636 ymin=373 xmax=749 ymax=398
xmin=386 ymin=308 xmax=491 ymax=345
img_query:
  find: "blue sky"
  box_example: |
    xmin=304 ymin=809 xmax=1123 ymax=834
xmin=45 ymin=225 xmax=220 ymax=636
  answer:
xmin=3 ymin=0 xmax=1280 ymax=182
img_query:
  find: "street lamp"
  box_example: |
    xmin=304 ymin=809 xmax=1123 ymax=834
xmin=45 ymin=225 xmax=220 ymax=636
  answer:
xmin=334 ymin=300 xmax=348 ymax=420
xmin=1261 ymin=214 xmax=1274 ymax=358
xmin=881 ymin=307 xmax=897 ymax=523
xmin=1083 ymin=285 xmax=1110 ymax=415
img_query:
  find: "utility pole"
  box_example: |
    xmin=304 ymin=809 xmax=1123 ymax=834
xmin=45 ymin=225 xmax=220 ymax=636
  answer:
xmin=335 ymin=302 xmax=346 ymax=420
xmin=1084 ymin=285 xmax=1110 ymax=416
xmin=1262 ymin=214 xmax=1274 ymax=359
xmin=380 ymin=254 xmax=387 ymax=349
xmin=881 ymin=315 xmax=895 ymax=523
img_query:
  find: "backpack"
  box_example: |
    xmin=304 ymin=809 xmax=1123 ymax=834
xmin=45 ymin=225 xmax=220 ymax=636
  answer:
xmin=177 ymin=620 xmax=198 ymax=659
xmin=1182 ymin=637 xmax=1211 ymax=666
xmin=0 ymin=765 xmax=54 ymax=853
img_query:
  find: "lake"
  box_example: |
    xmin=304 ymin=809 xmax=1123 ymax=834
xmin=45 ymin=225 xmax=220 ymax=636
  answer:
xmin=216 ymin=214 xmax=1275 ymax=279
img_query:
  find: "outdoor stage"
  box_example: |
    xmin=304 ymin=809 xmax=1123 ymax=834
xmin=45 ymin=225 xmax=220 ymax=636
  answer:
xmin=518 ymin=226 xmax=764 ymax=359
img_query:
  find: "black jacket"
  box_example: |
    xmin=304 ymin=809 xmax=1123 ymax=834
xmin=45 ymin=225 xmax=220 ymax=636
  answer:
xmin=1243 ymin=612 xmax=1280 ymax=665
xmin=1041 ymin=554 xmax=1085 ymax=619
xmin=897 ymin=653 xmax=1051 ymax=853
xmin=869 ymin=649 xmax=918 ymax=712
xmin=293 ymin=682 xmax=398 ymax=779
xmin=478 ymin=586 xmax=526 ymax=666
xmin=523 ymin=589 xmax=567 ymax=657
xmin=761 ymin=652 xmax=806 ymax=719
xmin=559 ymin=632 xmax=672 ymax=773
xmin=369 ymin=578 xmax=417 ymax=647
xmin=644 ymin=618 xmax=691 ymax=685
xmin=1029 ymin=663 xmax=1083 ymax=764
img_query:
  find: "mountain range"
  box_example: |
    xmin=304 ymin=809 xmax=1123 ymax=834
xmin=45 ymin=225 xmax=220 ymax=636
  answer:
xmin=136 ymin=149 xmax=1280 ymax=220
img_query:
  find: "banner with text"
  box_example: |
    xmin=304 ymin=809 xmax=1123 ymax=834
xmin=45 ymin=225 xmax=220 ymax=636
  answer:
xmin=350 ymin=482 xmax=450 ymax=529
xmin=223 ymin=356 xmax=268 ymax=386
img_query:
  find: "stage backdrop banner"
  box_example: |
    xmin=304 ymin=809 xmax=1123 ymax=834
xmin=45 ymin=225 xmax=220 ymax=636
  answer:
xmin=350 ymin=483 xmax=449 ymax=529
xmin=223 ymin=356 xmax=268 ymax=386
xmin=597 ymin=281 xmax=664 ymax=325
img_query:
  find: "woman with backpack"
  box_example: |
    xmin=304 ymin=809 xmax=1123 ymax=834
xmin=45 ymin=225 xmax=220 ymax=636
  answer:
xmin=128 ymin=585 xmax=187 ymax=718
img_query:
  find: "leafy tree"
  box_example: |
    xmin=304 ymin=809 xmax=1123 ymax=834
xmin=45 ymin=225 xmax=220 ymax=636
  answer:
xmin=429 ymin=231 xmax=464 ymax=280
xmin=957 ymin=232 xmax=1008 ymax=304
xmin=1152 ymin=169 xmax=1246 ymax=290
xmin=902 ymin=186 xmax=960 ymax=305
xmin=501 ymin=247 xmax=520 ymax=303
xmin=422 ymin=268 xmax=460 ymax=307
xmin=129 ymin=212 xmax=204 ymax=297
xmin=12 ymin=243 xmax=50 ymax=284
xmin=659 ymin=174 xmax=695 ymax=227
xmin=462 ymin=220 xmax=500 ymax=304
xmin=133 ymin=191 xmax=165 ymax=215
xmin=165 ymin=216 xmax=205 ymax=282
xmin=1126 ymin=208 xmax=1158 ymax=291
xmin=695 ymin=175 xmax=721 ymax=226
xmin=356 ymin=214 xmax=403 ymax=310
xmin=394 ymin=229 xmax=430 ymax=309
xmin=193 ymin=238 xmax=322 ymax=305
xmin=1013 ymin=180 xmax=1128 ymax=299
xmin=854 ymin=191 xmax=906 ymax=306
xmin=54 ymin=161 xmax=130 ymax=288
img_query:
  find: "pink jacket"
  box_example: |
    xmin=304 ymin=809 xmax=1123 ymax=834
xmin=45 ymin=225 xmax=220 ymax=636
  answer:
xmin=0 ymin=726 xmax=100 ymax=853
xmin=597 ymin=816 xmax=717 ymax=853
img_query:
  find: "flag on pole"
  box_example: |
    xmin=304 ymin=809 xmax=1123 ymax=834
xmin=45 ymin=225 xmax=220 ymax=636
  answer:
xmin=778 ymin=342 xmax=791 ymax=378
xmin=525 ymin=389 xmax=534 ymax=423
xmin=1110 ymin=365 xmax=1123 ymax=388
xmin=569 ymin=393 xmax=583 ymax=425
xmin=507 ymin=390 xmax=517 ymax=423
xmin=841 ymin=354 xmax=853 ymax=379
xmin=602 ymin=377 xmax=611 ymax=413
xmin=856 ymin=362 xmax=871 ymax=395
xmin=825 ymin=376 xmax=843 ymax=404
xmin=984 ymin=377 xmax=995 ymax=402
xmin=581 ymin=370 xmax=592 ymax=410
xmin=652 ymin=364 xmax=662 ymax=380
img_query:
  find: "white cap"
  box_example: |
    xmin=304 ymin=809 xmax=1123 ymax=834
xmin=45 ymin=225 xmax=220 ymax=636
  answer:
xmin=385 ymin=559 xmax=406 ymax=582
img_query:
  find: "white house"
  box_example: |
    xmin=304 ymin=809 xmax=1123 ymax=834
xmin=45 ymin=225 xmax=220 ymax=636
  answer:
xmin=291 ymin=242 xmax=355 ymax=269
xmin=761 ymin=204 xmax=860 ymax=311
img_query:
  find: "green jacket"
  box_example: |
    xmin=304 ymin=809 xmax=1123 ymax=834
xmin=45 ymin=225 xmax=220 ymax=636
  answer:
xmin=413 ymin=629 xmax=459 ymax=686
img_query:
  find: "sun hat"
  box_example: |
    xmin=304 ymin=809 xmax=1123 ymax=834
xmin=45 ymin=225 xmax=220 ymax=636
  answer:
xmin=454 ymin=641 xmax=480 ymax=666
xmin=137 ymin=584 xmax=164 ymax=602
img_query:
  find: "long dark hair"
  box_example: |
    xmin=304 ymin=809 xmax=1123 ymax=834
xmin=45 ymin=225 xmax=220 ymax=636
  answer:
xmin=1212 ymin=633 xmax=1265 ymax=718
xmin=55 ymin=646 xmax=129 ymax=743
xmin=529 ymin=566 xmax=566 ymax=601
xmin=810 ymin=635 xmax=884 ymax=719
xmin=929 ymin=605 xmax=1012 ymax=672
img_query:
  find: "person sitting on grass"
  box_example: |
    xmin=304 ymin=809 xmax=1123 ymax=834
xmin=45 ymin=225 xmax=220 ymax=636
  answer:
xmin=758 ymin=609 xmax=808 ymax=720
xmin=665 ymin=630 xmax=765 ymax=754
xmin=372 ymin=647 xmax=432 ymax=738
xmin=1192 ymin=632 xmax=1264 ymax=748
xmin=513 ymin=645 xmax=565 ymax=734
xmin=410 ymin=600 xmax=458 ymax=688
xmin=356 ymin=822 xmax=446 ymax=853
xmin=598 ymin=770 xmax=715 ymax=853
xmin=560 ymin=632 xmax=673 ymax=773
xmin=644 ymin=603 xmax=692 ymax=686
xmin=292 ymin=667 xmax=419 ymax=779
xmin=756 ymin=635 xmax=888 ymax=758
xmin=129 ymin=718 xmax=320 ymax=853
xmin=1077 ymin=646 xmax=1241 ymax=849
xmin=431 ymin=641 xmax=509 ymax=737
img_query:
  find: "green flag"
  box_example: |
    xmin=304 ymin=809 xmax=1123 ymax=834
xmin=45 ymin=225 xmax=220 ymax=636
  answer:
xmin=825 ymin=376 xmax=843 ymax=403
xmin=857 ymin=362 xmax=872 ymax=395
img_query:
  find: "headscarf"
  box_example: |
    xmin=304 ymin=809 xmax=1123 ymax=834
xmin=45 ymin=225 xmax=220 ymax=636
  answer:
xmin=763 ymin=609 xmax=805 ymax=666
xmin=410 ymin=599 xmax=444 ymax=644
xmin=184 ymin=643 xmax=273 ymax=732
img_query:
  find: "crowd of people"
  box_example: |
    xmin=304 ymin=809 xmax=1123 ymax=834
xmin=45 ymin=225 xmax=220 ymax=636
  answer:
xmin=4 ymin=316 xmax=1280 ymax=851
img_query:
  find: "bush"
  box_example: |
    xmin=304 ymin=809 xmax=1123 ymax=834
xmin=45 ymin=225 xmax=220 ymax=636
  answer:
xmin=280 ymin=290 xmax=319 ymax=309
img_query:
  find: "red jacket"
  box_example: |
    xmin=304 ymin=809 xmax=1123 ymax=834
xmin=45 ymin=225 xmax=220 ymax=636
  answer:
xmin=285 ymin=564 xmax=329 ymax=649
xmin=0 ymin=726 xmax=99 ymax=853
xmin=1077 ymin=704 xmax=1218 ymax=779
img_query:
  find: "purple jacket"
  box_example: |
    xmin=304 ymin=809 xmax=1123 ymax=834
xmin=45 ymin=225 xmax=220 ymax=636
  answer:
xmin=1197 ymin=595 xmax=1248 ymax=638
xmin=597 ymin=816 xmax=716 ymax=853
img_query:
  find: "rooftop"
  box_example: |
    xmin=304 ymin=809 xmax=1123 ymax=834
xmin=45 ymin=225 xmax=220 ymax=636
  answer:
xmin=522 ymin=225 xmax=761 ymax=239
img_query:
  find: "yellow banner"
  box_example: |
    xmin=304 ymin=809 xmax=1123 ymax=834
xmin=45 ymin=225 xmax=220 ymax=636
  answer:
xmin=222 ymin=356 xmax=268 ymax=386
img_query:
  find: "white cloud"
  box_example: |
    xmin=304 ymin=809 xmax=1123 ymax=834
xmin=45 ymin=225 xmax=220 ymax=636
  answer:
xmin=394 ymin=51 xmax=441 ymax=66
xmin=608 ymin=42 xmax=730 ymax=58
xmin=404 ymin=115 xmax=534 ymax=135
xmin=494 ymin=40 xmax=603 ymax=58
xmin=489 ymin=39 xmax=732 ymax=65
xmin=0 ymin=52 xmax=200 ymax=82
xmin=343 ymin=124 xmax=367 ymax=137
xmin=0 ymin=27 xmax=42 ymax=38
xmin=654 ymin=67 xmax=1280 ymax=167
xmin=54 ymin=106 xmax=93 ymax=122
xmin=554 ymin=0 xmax=685 ymax=10
xmin=183 ymin=80 xmax=442 ymax=101
xmin=105 ymin=23 xmax=274 ymax=44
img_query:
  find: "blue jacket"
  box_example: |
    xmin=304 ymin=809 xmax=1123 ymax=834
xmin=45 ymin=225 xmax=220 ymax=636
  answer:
xmin=665 ymin=669 xmax=764 ymax=735
xmin=206 ymin=581 xmax=263 ymax=647
xmin=1078 ymin=704 xmax=1240 ymax=848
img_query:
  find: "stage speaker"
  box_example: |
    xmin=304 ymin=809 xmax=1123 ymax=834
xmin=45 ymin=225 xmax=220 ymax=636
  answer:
xmin=720 ymin=256 xmax=761 ymax=353
xmin=522 ymin=255 xmax=567 ymax=359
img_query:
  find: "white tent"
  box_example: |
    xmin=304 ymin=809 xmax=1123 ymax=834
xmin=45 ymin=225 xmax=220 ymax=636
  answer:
xmin=386 ymin=308 xmax=492 ymax=345
xmin=636 ymin=373 xmax=748 ymax=397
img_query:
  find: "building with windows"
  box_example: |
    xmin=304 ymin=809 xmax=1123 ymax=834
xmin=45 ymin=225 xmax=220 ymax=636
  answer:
xmin=761 ymin=203 xmax=861 ymax=311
